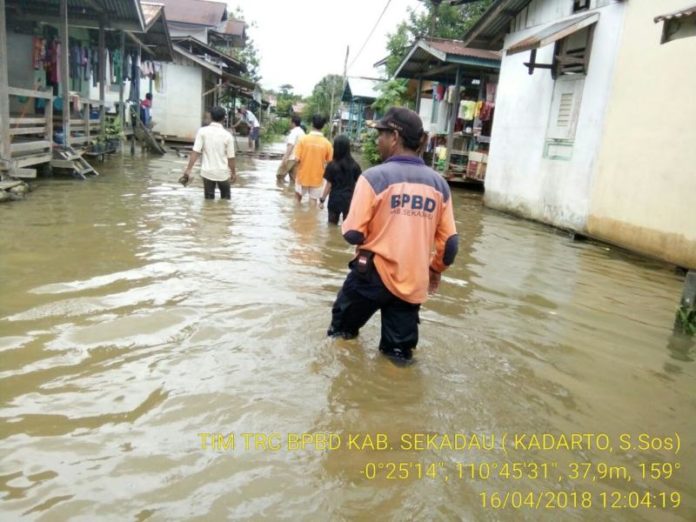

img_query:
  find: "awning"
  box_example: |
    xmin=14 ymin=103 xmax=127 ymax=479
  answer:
xmin=654 ymin=3 xmax=696 ymax=44
xmin=506 ymin=12 xmax=599 ymax=55
xmin=173 ymin=46 xmax=222 ymax=76
xmin=222 ymin=72 xmax=256 ymax=91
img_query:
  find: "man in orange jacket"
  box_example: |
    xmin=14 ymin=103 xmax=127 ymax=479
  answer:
xmin=327 ymin=107 xmax=459 ymax=362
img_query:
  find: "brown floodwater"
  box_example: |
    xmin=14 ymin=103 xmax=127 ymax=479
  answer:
xmin=1 ymin=147 xmax=694 ymax=521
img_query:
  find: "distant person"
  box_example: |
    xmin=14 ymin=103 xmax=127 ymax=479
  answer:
xmin=327 ymin=107 xmax=458 ymax=362
xmin=140 ymin=92 xmax=152 ymax=127
xmin=233 ymin=106 xmax=261 ymax=152
xmin=277 ymin=115 xmax=305 ymax=182
xmin=293 ymin=114 xmax=333 ymax=206
xmin=181 ymin=106 xmax=236 ymax=200
xmin=318 ymin=134 xmax=362 ymax=224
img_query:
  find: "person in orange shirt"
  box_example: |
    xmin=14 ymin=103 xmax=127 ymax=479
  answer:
xmin=327 ymin=107 xmax=459 ymax=362
xmin=293 ymin=114 xmax=333 ymax=205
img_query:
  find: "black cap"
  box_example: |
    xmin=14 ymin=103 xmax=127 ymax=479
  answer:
xmin=368 ymin=107 xmax=424 ymax=143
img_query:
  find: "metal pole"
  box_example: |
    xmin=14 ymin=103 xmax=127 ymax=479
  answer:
xmin=60 ymin=0 xmax=70 ymax=147
xmin=444 ymin=65 xmax=461 ymax=178
xmin=0 ymin=0 xmax=11 ymax=169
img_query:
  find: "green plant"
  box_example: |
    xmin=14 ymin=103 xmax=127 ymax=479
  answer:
xmin=260 ymin=116 xmax=290 ymax=144
xmin=676 ymin=304 xmax=696 ymax=336
xmin=104 ymin=116 xmax=124 ymax=140
xmin=359 ymin=129 xmax=381 ymax=166
xmin=372 ymin=79 xmax=409 ymax=114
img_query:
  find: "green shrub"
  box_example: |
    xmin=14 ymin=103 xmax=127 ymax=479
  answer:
xmin=676 ymin=304 xmax=696 ymax=336
xmin=358 ymin=129 xmax=381 ymax=166
xmin=260 ymin=116 xmax=290 ymax=143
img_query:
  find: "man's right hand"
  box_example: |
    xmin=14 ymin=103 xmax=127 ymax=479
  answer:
xmin=428 ymin=268 xmax=441 ymax=295
xmin=229 ymin=171 xmax=237 ymax=183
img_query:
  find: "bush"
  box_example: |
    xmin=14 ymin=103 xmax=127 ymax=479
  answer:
xmin=358 ymin=129 xmax=381 ymax=166
xmin=267 ymin=116 xmax=290 ymax=136
xmin=261 ymin=116 xmax=290 ymax=143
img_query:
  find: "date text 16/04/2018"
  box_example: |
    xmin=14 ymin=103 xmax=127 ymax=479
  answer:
xmin=479 ymin=490 xmax=681 ymax=510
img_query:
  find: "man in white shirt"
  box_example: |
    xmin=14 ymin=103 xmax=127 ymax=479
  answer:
xmin=234 ymin=106 xmax=261 ymax=152
xmin=181 ymin=106 xmax=236 ymax=199
xmin=277 ymin=115 xmax=305 ymax=182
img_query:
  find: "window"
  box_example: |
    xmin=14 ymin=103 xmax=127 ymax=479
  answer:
xmin=552 ymin=25 xmax=594 ymax=78
xmin=573 ymin=0 xmax=591 ymax=13
xmin=547 ymin=76 xmax=585 ymax=142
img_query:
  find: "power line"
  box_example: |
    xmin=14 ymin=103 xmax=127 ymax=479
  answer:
xmin=347 ymin=0 xmax=392 ymax=72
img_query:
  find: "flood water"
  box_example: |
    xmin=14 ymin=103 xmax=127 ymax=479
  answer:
xmin=1 ymin=147 xmax=694 ymax=521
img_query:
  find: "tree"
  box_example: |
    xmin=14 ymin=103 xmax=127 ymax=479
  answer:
xmin=303 ymin=74 xmax=344 ymax=122
xmin=372 ymin=79 xmax=409 ymax=114
xmin=229 ymin=7 xmax=262 ymax=82
xmin=383 ymin=0 xmax=495 ymax=77
xmin=275 ymin=84 xmax=302 ymax=117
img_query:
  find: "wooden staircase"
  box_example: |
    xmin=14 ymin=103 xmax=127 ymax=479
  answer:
xmin=50 ymin=147 xmax=99 ymax=179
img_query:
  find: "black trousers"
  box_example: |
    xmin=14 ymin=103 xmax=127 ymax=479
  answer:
xmin=329 ymin=265 xmax=420 ymax=352
xmin=327 ymin=193 xmax=351 ymax=224
xmin=203 ymin=178 xmax=231 ymax=199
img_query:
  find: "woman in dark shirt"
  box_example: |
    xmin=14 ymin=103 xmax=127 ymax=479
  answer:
xmin=319 ymin=134 xmax=362 ymax=224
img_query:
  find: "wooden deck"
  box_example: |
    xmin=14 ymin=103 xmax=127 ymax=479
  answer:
xmin=3 ymin=87 xmax=54 ymax=172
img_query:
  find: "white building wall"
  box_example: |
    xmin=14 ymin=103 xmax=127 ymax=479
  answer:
xmin=88 ymin=55 xmax=204 ymax=142
xmin=154 ymin=61 xmax=203 ymax=141
xmin=589 ymin=0 xmax=696 ymax=268
xmin=484 ymin=0 xmax=625 ymax=230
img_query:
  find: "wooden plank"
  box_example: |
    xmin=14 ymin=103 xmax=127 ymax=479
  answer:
xmin=12 ymin=167 xmax=37 ymax=178
xmin=0 ymin=0 xmax=10 ymax=164
xmin=9 ymin=126 xmax=46 ymax=135
xmin=10 ymin=140 xmax=50 ymax=153
xmin=51 ymin=159 xmax=77 ymax=169
xmin=70 ymin=120 xmax=86 ymax=128
xmin=9 ymin=117 xmax=47 ymax=124
xmin=98 ymin=17 xmax=105 ymax=135
xmin=15 ymin=153 xmax=52 ymax=167
xmin=60 ymin=0 xmax=70 ymax=143
xmin=7 ymin=87 xmax=53 ymax=100
xmin=0 ymin=180 xmax=22 ymax=189
xmin=70 ymin=136 xmax=88 ymax=144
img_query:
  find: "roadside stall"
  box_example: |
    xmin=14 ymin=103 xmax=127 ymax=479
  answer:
xmin=393 ymin=37 xmax=500 ymax=185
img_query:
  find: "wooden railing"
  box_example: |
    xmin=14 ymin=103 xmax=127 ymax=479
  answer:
xmin=7 ymin=87 xmax=54 ymax=168
xmin=69 ymin=97 xmax=104 ymax=147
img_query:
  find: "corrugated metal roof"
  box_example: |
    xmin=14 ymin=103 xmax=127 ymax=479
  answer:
xmin=142 ymin=2 xmax=163 ymax=29
xmin=135 ymin=2 xmax=174 ymax=61
xmin=216 ymin=19 xmax=246 ymax=37
xmin=173 ymin=36 xmax=245 ymax=73
xmin=208 ymin=18 xmax=247 ymax=48
xmin=5 ymin=0 xmax=145 ymax=31
xmin=392 ymin=37 xmax=501 ymax=83
xmin=654 ymin=3 xmax=696 ymax=22
xmin=426 ymin=37 xmax=502 ymax=60
xmin=158 ymin=0 xmax=226 ymax=27
xmin=461 ymin=0 xmax=533 ymax=50
xmin=342 ymin=78 xmax=385 ymax=102
xmin=173 ymin=45 xmax=221 ymax=75
xmin=506 ymin=12 xmax=599 ymax=55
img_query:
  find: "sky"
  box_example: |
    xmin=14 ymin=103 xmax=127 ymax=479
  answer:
xmin=224 ymin=0 xmax=425 ymax=96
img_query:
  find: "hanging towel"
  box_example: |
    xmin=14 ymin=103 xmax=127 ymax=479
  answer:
xmin=474 ymin=100 xmax=484 ymax=119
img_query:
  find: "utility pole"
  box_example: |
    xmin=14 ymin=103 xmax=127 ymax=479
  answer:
xmin=338 ymin=45 xmax=349 ymax=134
